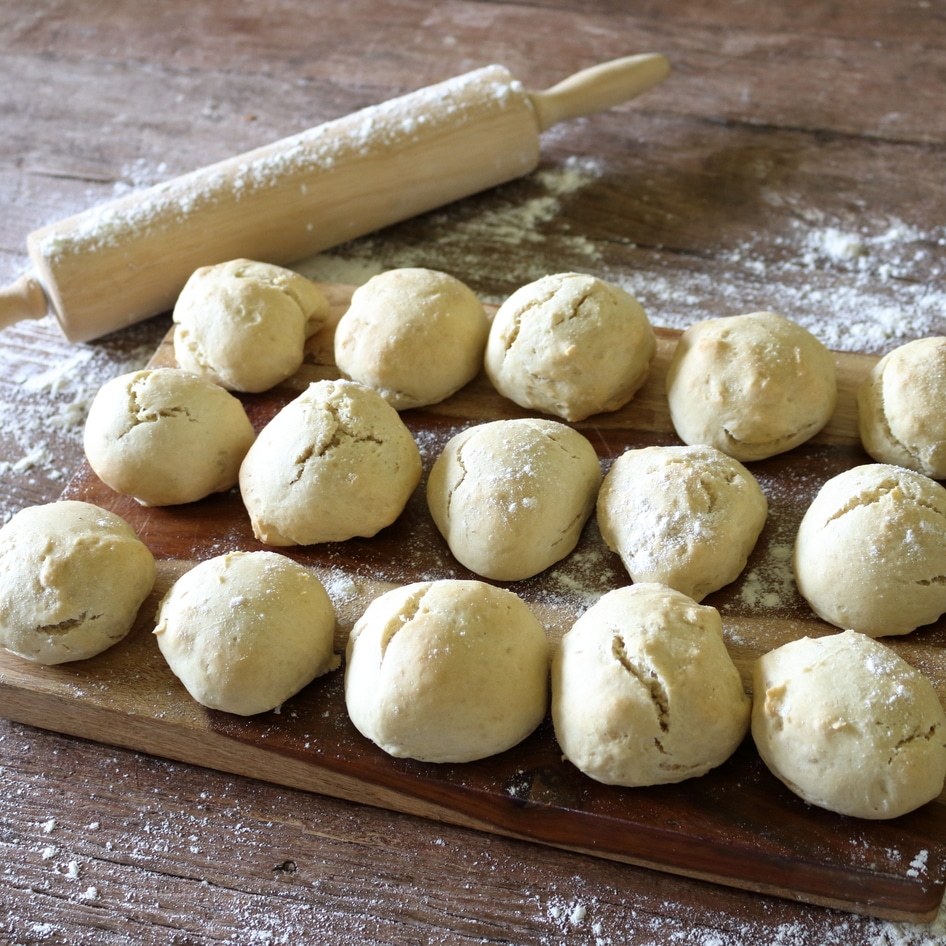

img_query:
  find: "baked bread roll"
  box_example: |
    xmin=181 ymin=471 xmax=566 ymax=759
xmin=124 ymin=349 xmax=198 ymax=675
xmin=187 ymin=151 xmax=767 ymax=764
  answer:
xmin=239 ymin=379 xmax=422 ymax=546
xmin=334 ymin=268 xmax=489 ymax=409
xmin=344 ymin=579 xmax=549 ymax=763
xmin=596 ymin=444 xmax=768 ymax=602
xmin=83 ymin=367 xmax=256 ymax=506
xmin=484 ymin=272 xmax=656 ymax=421
xmin=858 ymin=336 xmax=946 ymax=478
xmin=552 ymin=583 xmax=750 ymax=787
xmin=793 ymin=463 xmax=946 ymax=636
xmin=154 ymin=550 xmax=339 ymax=716
xmin=752 ymin=630 xmax=946 ymax=819
xmin=666 ymin=311 xmax=837 ymax=461
xmin=0 ymin=500 xmax=155 ymax=664
xmin=426 ymin=417 xmax=601 ymax=581
xmin=173 ymin=258 xmax=330 ymax=393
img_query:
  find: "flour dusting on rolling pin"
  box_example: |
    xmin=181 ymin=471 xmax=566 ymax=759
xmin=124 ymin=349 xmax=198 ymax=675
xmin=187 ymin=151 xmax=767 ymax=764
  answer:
xmin=0 ymin=54 xmax=668 ymax=343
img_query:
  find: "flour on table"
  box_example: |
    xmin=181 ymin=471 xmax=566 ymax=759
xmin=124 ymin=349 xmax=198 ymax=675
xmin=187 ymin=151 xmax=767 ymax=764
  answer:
xmin=295 ymin=155 xmax=607 ymax=297
xmin=297 ymin=161 xmax=945 ymax=359
xmin=0 ymin=324 xmax=157 ymax=514
xmin=615 ymin=217 xmax=946 ymax=355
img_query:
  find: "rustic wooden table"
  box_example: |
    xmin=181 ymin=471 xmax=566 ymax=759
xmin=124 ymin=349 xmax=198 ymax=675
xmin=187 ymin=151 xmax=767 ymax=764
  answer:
xmin=2 ymin=2 xmax=945 ymax=943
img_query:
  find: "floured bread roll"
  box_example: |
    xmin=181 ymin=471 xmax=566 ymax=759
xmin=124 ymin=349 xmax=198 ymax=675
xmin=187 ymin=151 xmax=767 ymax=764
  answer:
xmin=0 ymin=501 xmax=155 ymax=664
xmin=752 ymin=630 xmax=946 ymax=819
xmin=344 ymin=579 xmax=549 ymax=763
xmin=552 ymin=583 xmax=749 ymax=787
xmin=173 ymin=258 xmax=330 ymax=393
xmin=858 ymin=337 xmax=946 ymax=478
xmin=794 ymin=463 xmax=946 ymax=636
xmin=596 ymin=444 xmax=767 ymax=602
xmin=334 ymin=268 xmax=489 ymax=409
xmin=239 ymin=379 xmax=422 ymax=546
xmin=84 ymin=367 xmax=256 ymax=506
xmin=666 ymin=311 xmax=837 ymax=461
xmin=484 ymin=272 xmax=656 ymax=421
xmin=426 ymin=418 xmax=601 ymax=581
xmin=154 ymin=551 xmax=339 ymax=716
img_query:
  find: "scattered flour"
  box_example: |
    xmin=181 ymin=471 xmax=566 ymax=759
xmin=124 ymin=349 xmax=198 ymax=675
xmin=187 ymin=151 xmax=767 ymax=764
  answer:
xmin=295 ymin=157 xmax=945 ymax=357
xmin=0 ymin=323 xmax=157 ymax=519
xmin=295 ymin=155 xmax=608 ymax=297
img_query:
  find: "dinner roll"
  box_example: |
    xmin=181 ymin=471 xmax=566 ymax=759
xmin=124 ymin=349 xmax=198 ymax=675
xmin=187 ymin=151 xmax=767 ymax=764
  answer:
xmin=344 ymin=579 xmax=549 ymax=763
xmin=154 ymin=550 xmax=339 ymax=716
xmin=173 ymin=258 xmax=330 ymax=392
xmin=752 ymin=630 xmax=946 ymax=819
xmin=666 ymin=311 xmax=837 ymax=461
xmin=334 ymin=268 xmax=489 ymax=409
xmin=83 ymin=367 xmax=255 ymax=506
xmin=552 ymin=583 xmax=750 ymax=787
xmin=0 ymin=501 xmax=155 ymax=664
xmin=596 ymin=444 xmax=768 ymax=602
xmin=426 ymin=418 xmax=601 ymax=581
xmin=239 ymin=379 xmax=422 ymax=546
xmin=484 ymin=272 xmax=656 ymax=421
xmin=858 ymin=336 xmax=946 ymax=478
xmin=793 ymin=463 xmax=946 ymax=636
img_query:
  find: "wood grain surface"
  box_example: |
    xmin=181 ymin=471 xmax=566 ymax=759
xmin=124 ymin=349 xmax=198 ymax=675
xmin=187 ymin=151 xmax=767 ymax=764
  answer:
xmin=3 ymin=3 xmax=946 ymax=944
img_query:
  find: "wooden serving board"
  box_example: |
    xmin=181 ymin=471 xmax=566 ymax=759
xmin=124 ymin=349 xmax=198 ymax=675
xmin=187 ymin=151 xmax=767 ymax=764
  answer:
xmin=3 ymin=281 xmax=946 ymax=922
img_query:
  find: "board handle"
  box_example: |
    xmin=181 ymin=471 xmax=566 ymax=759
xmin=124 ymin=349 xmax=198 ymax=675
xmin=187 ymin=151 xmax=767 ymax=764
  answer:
xmin=529 ymin=53 xmax=670 ymax=132
xmin=0 ymin=273 xmax=49 ymax=331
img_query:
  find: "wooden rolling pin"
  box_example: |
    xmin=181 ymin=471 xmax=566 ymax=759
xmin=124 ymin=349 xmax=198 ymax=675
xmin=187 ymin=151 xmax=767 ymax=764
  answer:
xmin=0 ymin=53 xmax=668 ymax=343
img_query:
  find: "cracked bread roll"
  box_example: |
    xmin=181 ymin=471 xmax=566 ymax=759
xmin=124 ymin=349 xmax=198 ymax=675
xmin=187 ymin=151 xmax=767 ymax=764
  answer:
xmin=426 ymin=417 xmax=602 ymax=581
xmin=344 ymin=579 xmax=549 ymax=763
xmin=154 ymin=551 xmax=339 ymax=716
xmin=858 ymin=336 xmax=946 ymax=478
xmin=484 ymin=272 xmax=656 ymax=421
xmin=84 ymin=367 xmax=256 ymax=506
xmin=551 ymin=583 xmax=750 ymax=787
xmin=0 ymin=500 xmax=155 ymax=664
xmin=173 ymin=258 xmax=330 ymax=393
xmin=596 ymin=444 xmax=768 ymax=602
xmin=334 ymin=268 xmax=489 ymax=409
xmin=793 ymin=463 xmax=946 ymax=636
xmin=239 ymin=379 xmax=422 ymax=546
xmin=666 ymin=311 xmax=837 ymax=461
xmin=752 ymin=630 xmax=946 ymax=819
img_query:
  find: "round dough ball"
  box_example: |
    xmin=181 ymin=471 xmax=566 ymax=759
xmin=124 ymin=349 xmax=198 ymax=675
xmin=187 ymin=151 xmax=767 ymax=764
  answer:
xmin=552 ymin=583 xmax=750 ymax=787
xmin=426 ymin=418 xmax=602 ymax=581
xmin=793 ymin=463 xmax=946 ymax=636
xmin=596 ymin=444 xmax=768 ymax=602
xmin=239 ymin=379 xmax=422 ymax=546
xmin=84 ymin=367 xmax=256 ymax=506
xmin=858 ymin=336 xmax=946 ymax=478
xmin=173 ymin=258 xmax=330 ymax=393
xmin=0 ymin=500 xmax=155 ymax=664
xmin=154 ymin=550 xmax=339 ymax=716
xmin=344 ymin=579 xmax=549 ymax=763
xmin=484 ymin=272 xmax=656 ymax=422
xmin=666 ymin=311 xmax=837 ymax=461
xmin=752 ymin=630 xmax=946 ymax=819
xmin=334 ymin=268 xmax=488 ymax=409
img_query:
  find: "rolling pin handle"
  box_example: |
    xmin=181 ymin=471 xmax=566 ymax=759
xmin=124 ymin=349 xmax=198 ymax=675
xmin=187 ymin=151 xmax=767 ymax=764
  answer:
xmin=529 ymin=52 xmax=670 ymax=133
xmin=0 ymin=273 xmax=49 ymax=332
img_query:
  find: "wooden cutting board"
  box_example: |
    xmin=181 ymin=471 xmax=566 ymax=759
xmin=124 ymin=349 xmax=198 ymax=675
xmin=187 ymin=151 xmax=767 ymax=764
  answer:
xmin=3 ymin=281 xmax=946 ymax=923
